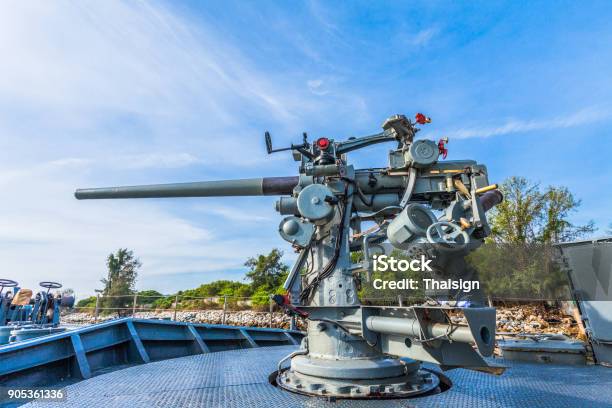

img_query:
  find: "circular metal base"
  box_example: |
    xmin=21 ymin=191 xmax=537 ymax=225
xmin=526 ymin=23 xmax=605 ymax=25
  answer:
xmin=23 ymin=345 xmax=612 ymax=408
xmin=276 ymin=356 xmax=440 ymax=399
xmin=6 ymin=326 xmax=66 ymax=343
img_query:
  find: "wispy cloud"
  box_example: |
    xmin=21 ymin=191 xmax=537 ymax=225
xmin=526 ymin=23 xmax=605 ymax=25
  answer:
xmin=0 ymin=2 xmax=299 ymax=123
xmin=110 ymin=153 xmax=201 ymax=169
xmin=50 ymin=153 xmax=200 ymax=170
xmin=0 ymin=1 xmax=308 ymax=296
xmin=193 ymin=205 xmax=272 ymax=223
xmin=307 ymin=79 xmax=329 ymax=96
xmin=3 ymin=0 xmax=610 ymax=297
xmin=409 ymin=28 xmax=439 ymax=47
xmin=446 ymin=107 xmax=612 ymax=139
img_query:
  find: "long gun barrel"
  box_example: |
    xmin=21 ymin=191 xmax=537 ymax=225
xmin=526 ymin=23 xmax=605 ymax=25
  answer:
xmin=75 ymin=176 xmax=299 ymax=199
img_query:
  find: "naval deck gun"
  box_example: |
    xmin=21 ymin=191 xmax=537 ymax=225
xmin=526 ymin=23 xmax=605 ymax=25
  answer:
xmin=75 ymin=114 xmax=504 ymax=399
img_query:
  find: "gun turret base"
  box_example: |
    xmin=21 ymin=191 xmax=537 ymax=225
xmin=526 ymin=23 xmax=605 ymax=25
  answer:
xmin=276 ymin=357 xmax=441 ymax=399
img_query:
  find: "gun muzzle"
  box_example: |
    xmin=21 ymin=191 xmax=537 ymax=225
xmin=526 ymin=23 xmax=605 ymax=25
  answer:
xmin=480 ymin=189 xmax=504 ymax=212
xmin=75 ymin=176 xmax=298 ymax=199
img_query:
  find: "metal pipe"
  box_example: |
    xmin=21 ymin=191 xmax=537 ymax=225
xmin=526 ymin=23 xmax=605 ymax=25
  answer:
xmin=365 ymin=316 xmax=474 ymax=343
xmin=277 ymin=348 xmax=308 ymax=373
xmin=75 ymin=176 xmax=298 ymax=199
xmin=304 ymin=164 xmax=340 ymax=177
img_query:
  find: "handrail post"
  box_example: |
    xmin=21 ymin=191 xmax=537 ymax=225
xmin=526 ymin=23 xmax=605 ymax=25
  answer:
xmin=94 ymin=294 xmax=100 ymax=323
xmin=132 ymin=293 xmax=138 ymax=316
xmin=222 ymin=295 xmax=227 ymax=325
xmin=269 ymin=295 xmax=273 ymax=328
xmin=173 ymin=294 xmax=179 ymax=321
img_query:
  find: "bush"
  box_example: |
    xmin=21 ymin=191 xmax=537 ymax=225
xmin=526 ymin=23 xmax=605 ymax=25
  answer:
xmin=250 ymin=285 xmax=272 ymax=309
xmin=75 ymin=296 xmax=97 ymax=309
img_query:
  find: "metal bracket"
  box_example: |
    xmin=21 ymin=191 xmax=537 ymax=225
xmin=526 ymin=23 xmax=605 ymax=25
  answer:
xmin=126 ymin=320 xmax=150 ymax=363
xmin=187 ymin=324 xmax=210 ymax=353
xmin=399 ymin=167 xmax=417 ymax=207
xmin=70 ymin=334 xmax=91 ymax=379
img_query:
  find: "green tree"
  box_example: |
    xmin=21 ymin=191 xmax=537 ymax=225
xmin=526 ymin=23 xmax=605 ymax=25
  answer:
xmin=489 ymin=177 xmax=545 ymax=243
xmin=136 ymin=290 xmax=163 ymax=306
xmin=100 ymin=248 xmax=141 ymax=315
xmin=488 ymin=177 xmax=595 ymax=244
xmin=540 ymin=186 xmax=595 ymax=243
xmin=251 ymin=285 xmax=273 ymax=307
xmin=471 ymin=177 xmax=594 ymax=301
xmin=244 ymin=249 xmax=288 ymax=290
xmin=243 ymin=249 xmax=289 ymax=308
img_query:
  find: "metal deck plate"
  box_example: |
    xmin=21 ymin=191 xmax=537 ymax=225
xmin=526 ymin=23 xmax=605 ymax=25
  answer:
xmin=24 ymin=346 xmax=612 ymax=407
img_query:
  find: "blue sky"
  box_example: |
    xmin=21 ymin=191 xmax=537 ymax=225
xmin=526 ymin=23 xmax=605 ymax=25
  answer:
xmin=0 ymin=1 xmax=611 ymax=298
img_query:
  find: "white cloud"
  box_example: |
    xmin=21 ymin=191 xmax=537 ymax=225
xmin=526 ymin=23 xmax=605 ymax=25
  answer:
xmin=0 ymin=2 xmax=295 ymax=123
xmin=307 ymin=79 xmax=329 ymax=96
xmin=410 ymin=28 xmax=438 ymax=47
xmin=193 ymin=205 xmax=272 ymax=223
xmin=50 ymin=153 xmax=200 ymax=170
xmin=111 ymin=153 xmax=201 ymax=169
xmin=0 ymin=159 xmax=287 ymax=296
xmin=0 ymin=0 xmax=380 ymax=299
xmin=446 ymin=106 xmax=611 ymax=139
xmin=0 ymin=1 xmax=314 ymax=297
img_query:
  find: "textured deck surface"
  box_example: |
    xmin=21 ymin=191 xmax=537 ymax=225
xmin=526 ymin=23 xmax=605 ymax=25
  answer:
xmin=24 ymin=345 xmax=612 ymax=408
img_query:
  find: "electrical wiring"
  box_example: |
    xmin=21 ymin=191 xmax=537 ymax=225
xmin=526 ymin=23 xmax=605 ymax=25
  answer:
xmin=299 ymin=183 xmax=349 ymax=303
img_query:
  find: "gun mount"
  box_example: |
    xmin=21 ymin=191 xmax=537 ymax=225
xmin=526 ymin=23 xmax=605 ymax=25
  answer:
xmin=0 ymin=280 xmax=74 ymax=344
xmin=75 ymin=113 xmax=504 ymax=399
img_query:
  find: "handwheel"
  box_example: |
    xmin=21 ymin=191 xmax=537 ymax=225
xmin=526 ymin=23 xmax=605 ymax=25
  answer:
xmin=39 ymin=281 xmax=62 ymax=290
xmin=426 ymin=221 xmax=470 ymax=251
xmin=0 ymin=279 xmax=18 ymax=288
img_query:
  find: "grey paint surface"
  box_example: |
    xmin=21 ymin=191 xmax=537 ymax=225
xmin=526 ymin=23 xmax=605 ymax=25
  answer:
xmin=22 ymin=346 xmax=612 ymax=408
xmin=557 ymin=238 xmax=612 ymax=364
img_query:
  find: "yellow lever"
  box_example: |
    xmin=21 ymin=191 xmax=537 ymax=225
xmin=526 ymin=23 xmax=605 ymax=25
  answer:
xmin=475 ymin=184 xmax=498 ymax=194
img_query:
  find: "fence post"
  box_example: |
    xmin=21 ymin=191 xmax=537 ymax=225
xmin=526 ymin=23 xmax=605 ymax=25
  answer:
xmin=398 ymin=295 xmax=403 ymax=307
xmin=132 ymin=293 xmax=138 ymax=316
xmin=173 ymin=294 xmax=179 ymax=321
xmin=94 ymin=294 xmax=100 ymax=323
xmin=222 ymin=295 xmax=227 ymax=325
xmin=269 ymin=296 xmax=274 ymax=328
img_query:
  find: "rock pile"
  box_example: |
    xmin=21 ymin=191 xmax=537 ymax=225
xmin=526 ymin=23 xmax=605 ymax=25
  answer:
xmin=62 ymin=304 xmax=583 ymax=339
xmin=495 ymin=305 xmax=584 ymax=340
xmin=62 ymin=309 xmax=304 ymax=330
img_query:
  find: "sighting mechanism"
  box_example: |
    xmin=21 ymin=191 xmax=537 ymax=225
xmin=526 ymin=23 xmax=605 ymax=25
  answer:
xmin=75 ymin=112 xmax=504 ymax=399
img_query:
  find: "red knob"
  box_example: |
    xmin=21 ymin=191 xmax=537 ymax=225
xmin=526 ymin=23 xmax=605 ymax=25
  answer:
xmin=317 ymin=137 xmax=330 ymax=150
xmin=415 ymin=113 xmax=431 ymax=125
